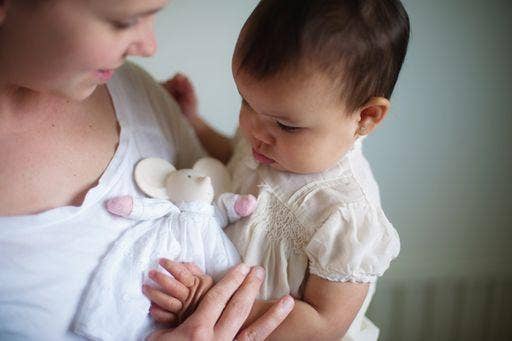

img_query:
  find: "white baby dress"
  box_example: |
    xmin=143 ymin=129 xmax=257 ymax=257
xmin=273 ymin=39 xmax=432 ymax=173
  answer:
xmin=225 ymin=134 xmax=401 ymax=340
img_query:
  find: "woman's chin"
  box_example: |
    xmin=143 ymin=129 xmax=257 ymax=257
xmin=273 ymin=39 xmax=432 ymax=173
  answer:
xmin=50 ymin=83 xmax=99 ymax=102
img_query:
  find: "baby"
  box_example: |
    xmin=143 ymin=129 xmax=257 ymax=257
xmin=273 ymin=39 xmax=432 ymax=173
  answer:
xmin=157 ymin=0 xmax=410 ymax=339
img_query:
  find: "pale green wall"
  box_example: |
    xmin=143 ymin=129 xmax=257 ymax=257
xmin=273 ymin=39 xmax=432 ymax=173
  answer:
xmin=133 ymin=0 xmax=512 ymax=281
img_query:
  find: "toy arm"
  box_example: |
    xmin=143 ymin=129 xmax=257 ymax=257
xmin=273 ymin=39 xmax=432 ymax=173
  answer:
xmin=213 ymin=193 xmax=257 ymax=228
xmin=106 ymin=196 xmax=178 ymax=220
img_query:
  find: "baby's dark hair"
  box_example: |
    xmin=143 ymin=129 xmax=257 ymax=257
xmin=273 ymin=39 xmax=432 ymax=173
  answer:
xmin=234 ymin=0 xmax=410 ymax=112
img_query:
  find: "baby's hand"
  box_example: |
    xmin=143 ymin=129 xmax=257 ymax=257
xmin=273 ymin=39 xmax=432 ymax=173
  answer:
xmin=234 ymin=194 xmax=257 ymax=217
xmin=161 ymin=73 xmax=199 ymax=120
xmin=143 ymin=259 xmax=214 ymax=325
xmin=106 ymin=195 xmax=133 ymax=217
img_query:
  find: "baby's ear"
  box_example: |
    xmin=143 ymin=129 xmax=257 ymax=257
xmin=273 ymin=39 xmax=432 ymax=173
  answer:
xmin=356 ymin=97 xmax=390 ymax=136
xmin=134 ymin=158 xmax=176 ymax=199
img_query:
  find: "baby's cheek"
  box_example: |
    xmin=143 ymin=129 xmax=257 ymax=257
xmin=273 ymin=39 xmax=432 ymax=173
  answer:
xmin=238 ymin=111 xmax=251 ymax=138
xmin=287 ymin=141 xmax=319 ymax=171
xmin=298 ymin=137 xmax=341 ymax=173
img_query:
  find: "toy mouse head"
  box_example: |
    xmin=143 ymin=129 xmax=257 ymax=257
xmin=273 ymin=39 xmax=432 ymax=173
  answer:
xmin=134 ymin=157 xmax=232 ymax=204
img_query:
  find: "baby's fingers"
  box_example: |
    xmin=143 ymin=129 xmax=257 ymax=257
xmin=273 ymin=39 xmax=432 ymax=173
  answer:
xmin=181 ymin=262 xmax=204 ymax=277
xmin=149 ymin=303 xmax=178 ymax=325
xmin=165 ymin=74 xmax=191 ymax=95
xmin=143 ymin=284 xmax=183 ymax=313
xmin=148 ymin=269 xmax=189 ymax=302
xmin=159 ymin=259 xmax=196 ymax=288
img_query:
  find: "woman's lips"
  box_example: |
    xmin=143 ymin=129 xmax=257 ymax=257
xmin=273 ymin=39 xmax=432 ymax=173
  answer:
xmin=96 ymin=69 xmax=114 ymax=82
xmin=252 ymin=148 xmax=275 ymax=164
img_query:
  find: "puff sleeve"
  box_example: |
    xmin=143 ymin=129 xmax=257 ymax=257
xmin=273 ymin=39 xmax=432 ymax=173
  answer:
xmin=305 ymin=201 xmax=400 ymax=283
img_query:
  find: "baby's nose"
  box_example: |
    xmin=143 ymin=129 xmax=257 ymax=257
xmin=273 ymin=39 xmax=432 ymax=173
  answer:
xmin=251 ymin=125 xmax=274 ymax=146
xmin=250 ymin=117 xmax=275 ymax=145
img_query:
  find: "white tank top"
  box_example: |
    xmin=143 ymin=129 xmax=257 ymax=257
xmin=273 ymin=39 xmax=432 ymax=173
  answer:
xmin=0 ymin=62 xmax=205 ymax=340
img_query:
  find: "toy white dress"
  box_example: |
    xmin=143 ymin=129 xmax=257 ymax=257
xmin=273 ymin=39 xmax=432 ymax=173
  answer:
xmin=74 ymin=158 xmax=252 ymax=341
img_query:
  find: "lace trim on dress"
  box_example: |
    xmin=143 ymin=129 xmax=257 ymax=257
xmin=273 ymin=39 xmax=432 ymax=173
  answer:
xmin=309 ymin=262 xmax=377 ymax=283
xmin=249 ymin=191 xmax=311 ymax=253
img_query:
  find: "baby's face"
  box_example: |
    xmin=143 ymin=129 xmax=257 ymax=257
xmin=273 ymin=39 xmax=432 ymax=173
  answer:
xmin=234 ymin=69 xmax=360 ymax=174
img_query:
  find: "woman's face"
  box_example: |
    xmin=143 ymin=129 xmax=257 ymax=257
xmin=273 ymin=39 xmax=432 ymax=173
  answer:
xmin=0 ymin=0 xmax=168 ymax=100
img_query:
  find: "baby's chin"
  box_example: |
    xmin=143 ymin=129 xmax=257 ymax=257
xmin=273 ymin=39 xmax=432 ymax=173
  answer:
xmin=269 ymin=162 xmax=288 ymax=172
xmin=270 ymin=158 xmax=340 ymax=175
xmin=269 ymin=161 xmax=316 ymax=174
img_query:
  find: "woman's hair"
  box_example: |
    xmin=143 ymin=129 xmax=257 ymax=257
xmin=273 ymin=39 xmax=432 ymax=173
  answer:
xmin=234 ymin=0 xmax=410 ymax=112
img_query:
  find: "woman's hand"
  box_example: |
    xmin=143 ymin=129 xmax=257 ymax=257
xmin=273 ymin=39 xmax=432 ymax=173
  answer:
xmin=144 ymin=261 xmax=294 ymax=341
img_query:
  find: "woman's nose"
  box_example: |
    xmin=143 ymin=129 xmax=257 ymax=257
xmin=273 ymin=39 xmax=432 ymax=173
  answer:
xmin=126 ymin=22 xmax=157 ymax=57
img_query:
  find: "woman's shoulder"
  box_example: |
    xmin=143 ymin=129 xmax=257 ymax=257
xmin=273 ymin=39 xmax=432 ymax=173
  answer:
xmin=115 ymin=61 xmax=156 ymax=85
xmin=111 ymin=62 xmax=172 ymax=106
xmin=109 ymin=62 xmax=206 ymax=168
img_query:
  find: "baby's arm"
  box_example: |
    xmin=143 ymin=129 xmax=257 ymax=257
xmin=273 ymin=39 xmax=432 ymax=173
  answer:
xmin=106 ymin=196 xmax=178 ymax=220
xmin=162 ymin=74 xmax=234 ymax=163
xmin=214 ymin=193 xmax=257 ymax=228
xmin=244 ymin=275 xmax=369 ymax=340
xmin=146 ymin=263 xmax=368 ymax=340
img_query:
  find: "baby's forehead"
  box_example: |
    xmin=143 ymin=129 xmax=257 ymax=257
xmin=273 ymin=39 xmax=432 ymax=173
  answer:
xmin=235 ymin=68 xmax=349 ymax=123
xmin=236 ymin=63 xmax=345 ymax=100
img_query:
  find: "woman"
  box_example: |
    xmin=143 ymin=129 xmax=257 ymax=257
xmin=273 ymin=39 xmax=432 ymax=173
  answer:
xmin=0 ymin=0 xmax=292 ymax=339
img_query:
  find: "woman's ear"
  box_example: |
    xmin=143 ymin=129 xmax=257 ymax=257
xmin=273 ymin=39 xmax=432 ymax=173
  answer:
xmin=355 ymin=97 xmax=390 ymax=136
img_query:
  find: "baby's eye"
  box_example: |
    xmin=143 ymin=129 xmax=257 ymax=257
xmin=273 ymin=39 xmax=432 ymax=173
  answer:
xmin=112 ymin=18 xmax=139 ymax=30
xmin=276 ymin=121 xmax=300 ymax=132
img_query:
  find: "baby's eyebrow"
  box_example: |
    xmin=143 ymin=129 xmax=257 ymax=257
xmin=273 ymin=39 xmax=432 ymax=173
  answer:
xmin=238 ymin=91 xmax=301 ymax=125
xmin=115 ymin=5 xmax=165 ymax=19
xmin=260 ymin=109 xmax=299 ymax=125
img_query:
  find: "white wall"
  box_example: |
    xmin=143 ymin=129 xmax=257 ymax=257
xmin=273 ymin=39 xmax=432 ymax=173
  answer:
xmin=132 ymin=0 xmax=512 ymax=282
xmin=132 ymin=0 xmax=258 ymax=135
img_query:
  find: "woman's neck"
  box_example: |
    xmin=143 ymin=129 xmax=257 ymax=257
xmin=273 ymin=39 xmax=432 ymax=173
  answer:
xmin=0 ymin=84 xmax=75 ymax=135
xmin=0 ymin=84 xmax=118 ymax=215
xmin=0 ymin=84 xmax=35 ymax=114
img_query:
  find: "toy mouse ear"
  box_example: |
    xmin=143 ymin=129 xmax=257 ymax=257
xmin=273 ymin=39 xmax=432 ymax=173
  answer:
xmin=134 ymin=158 xmax=176 ymax=199
xmin=193 ymin=157 xmax=232 ymax=197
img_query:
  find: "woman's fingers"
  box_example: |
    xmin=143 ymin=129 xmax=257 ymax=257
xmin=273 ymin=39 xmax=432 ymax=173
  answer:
xmin=148 ymin=269 xmax=189 ymax=302
xmin=149 ymin=303 xmax=178 ymax=324
xmin=189 ymin=263 xmax=251 ymax=326
xmin=159 ymin=259 xmax=196 ymax=288
xmin=236 ymin=295 xmax=295 ymax=341
xmin=215 ymin=266 xmax=265 ymax=339
xmin=146 ymin=264 xmax=291 ymax=341
xmin=143 ymin=284 xmax=183 ymax=313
